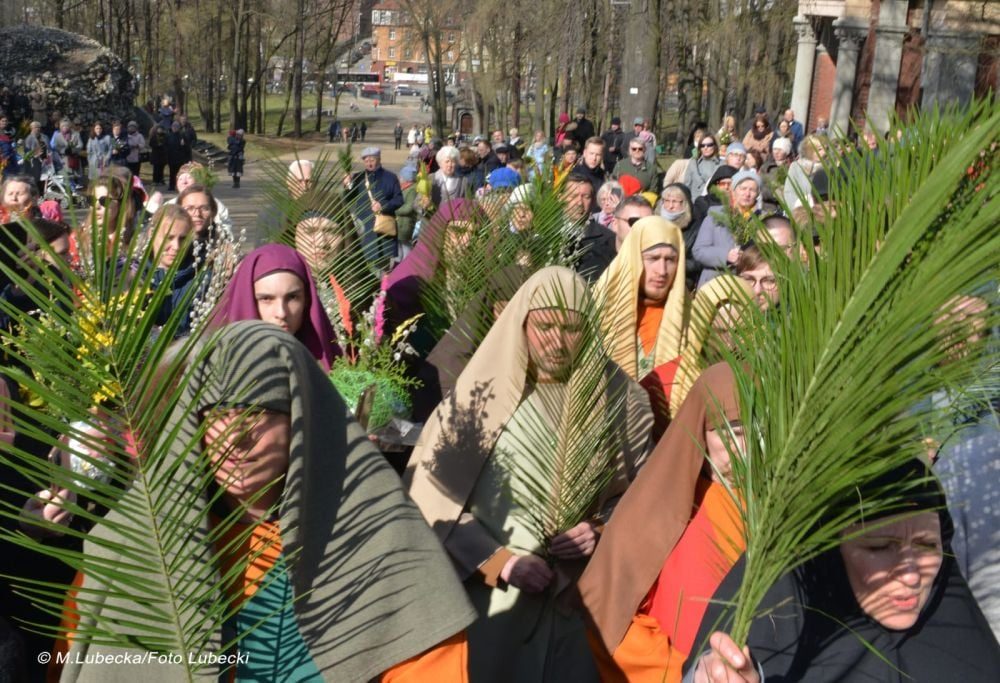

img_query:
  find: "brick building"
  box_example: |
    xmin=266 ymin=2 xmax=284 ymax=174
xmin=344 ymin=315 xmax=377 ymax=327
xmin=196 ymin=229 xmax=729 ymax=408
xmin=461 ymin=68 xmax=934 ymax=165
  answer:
xmin=370 ymin=1 xmax=463 ymax=86
xmin=791 ymin=0 xmax=998 ymax=135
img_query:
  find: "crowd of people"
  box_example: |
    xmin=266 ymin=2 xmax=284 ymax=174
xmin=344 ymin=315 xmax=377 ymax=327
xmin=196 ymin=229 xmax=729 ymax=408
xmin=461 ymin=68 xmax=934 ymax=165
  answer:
xmin=0 ymin=91 xmax=996 ymax=683
xmin=0 ymin=96 xmax=203 ymax=197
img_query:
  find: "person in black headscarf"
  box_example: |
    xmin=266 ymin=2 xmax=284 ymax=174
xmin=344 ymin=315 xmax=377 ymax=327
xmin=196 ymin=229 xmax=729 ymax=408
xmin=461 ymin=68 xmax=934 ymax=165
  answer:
xmin=684 ymin=459 xmax=1000 ymax=683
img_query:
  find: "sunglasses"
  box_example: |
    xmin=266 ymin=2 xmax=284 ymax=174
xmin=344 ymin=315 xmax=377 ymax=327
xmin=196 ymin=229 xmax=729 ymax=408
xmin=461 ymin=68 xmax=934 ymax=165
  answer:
xmin=700 ymin=142 xmax=716 ymax=148
xmin=96 ymin=196 xmax=119 ymax=208
xmin=630 ymin=146 xmax=644 ymax=151
xmin=616 ymin=215 xmax=643 ymax=227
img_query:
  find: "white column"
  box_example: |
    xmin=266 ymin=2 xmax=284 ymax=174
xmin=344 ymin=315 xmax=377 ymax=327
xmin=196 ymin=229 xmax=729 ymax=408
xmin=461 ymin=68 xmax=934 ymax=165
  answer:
xmin=867 ymin=0 xmax=908 ymax=135
xmin=830 ymin=19 xmax=867 ymax=136
xmin=790 ymin=16 xmax=817 ymax=125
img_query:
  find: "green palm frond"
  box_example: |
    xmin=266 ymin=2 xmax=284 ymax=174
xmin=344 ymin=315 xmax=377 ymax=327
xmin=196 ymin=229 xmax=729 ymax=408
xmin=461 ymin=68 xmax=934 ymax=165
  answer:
xmin=714 ymin=101 xmax=999 ymax=645
xmin=494 ymin=285 xmax=629 ymax=550
xmin=260 ymin=148 xmax=381 ymax=311
xmin=0 ymin=207 xmax=285 ymax=673
xmin=417 ymin=175 xmax=580 ymax=346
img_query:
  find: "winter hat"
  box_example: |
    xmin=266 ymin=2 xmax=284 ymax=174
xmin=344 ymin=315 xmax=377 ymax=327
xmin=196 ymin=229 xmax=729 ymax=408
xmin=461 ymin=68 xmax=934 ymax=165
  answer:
xmin=772 ymin=137 xmax=793 ymax=154
xmin=726 ymin=142 xmax=747 ymax=156
xmin=618 ymin=175 xmax=641 ymax=198
xmin=731 ymin=169 xmax=760 ymax=190
xmin=488 ymin=167 xmax=521 ymax=189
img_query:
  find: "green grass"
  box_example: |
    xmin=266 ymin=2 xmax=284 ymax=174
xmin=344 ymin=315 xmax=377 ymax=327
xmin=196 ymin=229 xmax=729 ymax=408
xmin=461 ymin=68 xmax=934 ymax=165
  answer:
xmin=190 ymin=92 xmax=381 ymax=142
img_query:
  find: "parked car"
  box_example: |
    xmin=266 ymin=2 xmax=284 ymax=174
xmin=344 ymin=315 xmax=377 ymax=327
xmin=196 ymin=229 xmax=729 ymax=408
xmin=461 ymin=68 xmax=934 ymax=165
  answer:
xmin=394 ymin=85 xmax=420 ymax=97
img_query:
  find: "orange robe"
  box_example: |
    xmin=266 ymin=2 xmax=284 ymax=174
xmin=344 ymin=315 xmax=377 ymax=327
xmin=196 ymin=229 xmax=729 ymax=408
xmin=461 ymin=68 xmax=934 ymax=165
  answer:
xmin=592 ymin=478 xmax=745 ymax=682
xmin=637 ymin=302 xmax=680 ymax=439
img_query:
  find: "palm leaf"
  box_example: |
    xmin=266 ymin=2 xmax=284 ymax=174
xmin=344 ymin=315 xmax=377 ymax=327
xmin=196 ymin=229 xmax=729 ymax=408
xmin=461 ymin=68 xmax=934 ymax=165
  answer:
xmin=494 ymin=284 xmax=631 ymax=550
xmin=0 ymin=205 xmax=289 ymax=674
xmin=416 ymin=174 xmax=582 ymax=352
xmin=260 ymin=148 xmax=381 ymax=313
xmin=714 ymin=101 xmax=999 ymax=645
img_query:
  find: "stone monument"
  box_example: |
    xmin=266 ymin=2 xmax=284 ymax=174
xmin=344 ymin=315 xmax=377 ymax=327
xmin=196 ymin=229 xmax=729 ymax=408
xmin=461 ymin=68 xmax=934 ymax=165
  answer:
xmin=0 ymin=25 xmax=136 ymax=129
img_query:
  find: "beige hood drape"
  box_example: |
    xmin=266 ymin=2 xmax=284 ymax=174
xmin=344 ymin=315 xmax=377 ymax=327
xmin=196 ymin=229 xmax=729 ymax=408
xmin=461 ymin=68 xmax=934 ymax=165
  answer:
xmin=593 ymin=216 xmax=688 ymax=381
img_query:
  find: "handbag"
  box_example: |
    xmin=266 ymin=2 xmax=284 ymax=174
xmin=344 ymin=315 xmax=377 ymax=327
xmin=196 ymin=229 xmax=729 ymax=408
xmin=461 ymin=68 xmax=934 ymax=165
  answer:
xmin=365 ymin=173 xmax=397 ymax=237
xmin=373 ymin=214 xmax=397 ymax=237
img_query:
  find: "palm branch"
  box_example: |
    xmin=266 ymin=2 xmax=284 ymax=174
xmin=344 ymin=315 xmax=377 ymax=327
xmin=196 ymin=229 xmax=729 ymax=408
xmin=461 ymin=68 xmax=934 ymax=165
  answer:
xmin=711 ymin=101 xmax=999 ymax=646
xmin=260 ymin=148 xmax=381 ymax=312
xmin=493 ymin=285 xmax=631 ymax=551
xmin=416 ymin=174 xmax=581 ymax=348
xmin=0 ymin=206 xmax=287 ymax=674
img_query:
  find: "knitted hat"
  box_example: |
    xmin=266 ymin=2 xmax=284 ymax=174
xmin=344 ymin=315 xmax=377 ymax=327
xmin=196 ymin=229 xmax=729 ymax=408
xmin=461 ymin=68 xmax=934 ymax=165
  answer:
xmin=488 ymin=167 xmax=521 ymax=189
xmin=731 ymin=169 xmax=760 ymax=189
xmin=772 ymin=137 xmax=793 ymax=154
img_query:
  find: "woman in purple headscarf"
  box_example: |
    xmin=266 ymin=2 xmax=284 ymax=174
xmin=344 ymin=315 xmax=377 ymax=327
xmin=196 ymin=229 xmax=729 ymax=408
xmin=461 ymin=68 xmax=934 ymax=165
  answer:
xmin=212 ymin=244 xmax=339 ymax=370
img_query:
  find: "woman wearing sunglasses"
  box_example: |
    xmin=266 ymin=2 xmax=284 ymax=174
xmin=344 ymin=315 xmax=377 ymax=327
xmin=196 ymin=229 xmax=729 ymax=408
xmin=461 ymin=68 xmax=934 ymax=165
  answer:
xmin=75 ymin=174 xmax=138 ymax=270
xmin=684 ymin=134 xmax=721 ymax=198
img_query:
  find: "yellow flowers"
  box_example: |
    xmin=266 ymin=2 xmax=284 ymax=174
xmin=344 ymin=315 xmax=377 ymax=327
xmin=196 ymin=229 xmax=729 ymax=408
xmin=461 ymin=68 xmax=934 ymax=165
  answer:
xmin=19 ymin=284 xmax=143 ymax=415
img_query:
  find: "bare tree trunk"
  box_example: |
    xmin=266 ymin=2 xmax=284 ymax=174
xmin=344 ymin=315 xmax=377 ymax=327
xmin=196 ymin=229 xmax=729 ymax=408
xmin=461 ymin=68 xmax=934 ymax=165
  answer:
xmin=292 ymin=0 xmax=305 ymax=137
xmin=619 ymin=0 xmax=659 ymax=128
xmin=510 ymin=22 xmax=522 ymax=130
xmin=228 ymin=0 xmax=245 ymax=129
xmin=276 ymin=67 xmax=295 ymax=136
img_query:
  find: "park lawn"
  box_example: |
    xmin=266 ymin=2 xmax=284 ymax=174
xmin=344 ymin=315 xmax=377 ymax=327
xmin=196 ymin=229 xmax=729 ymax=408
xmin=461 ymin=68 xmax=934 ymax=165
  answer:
xmin=190 ymin=92 xmax=375 ymax=141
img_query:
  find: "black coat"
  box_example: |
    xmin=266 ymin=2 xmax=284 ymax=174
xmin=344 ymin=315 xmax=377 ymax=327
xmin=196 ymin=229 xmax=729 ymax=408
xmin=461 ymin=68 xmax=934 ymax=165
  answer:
xmin=574 ymin=219 xmax=617 ymax=283
xmin=571 ymin=116 xmax=596 ymax=149
xmin=601 ymin=128 xmax=627 ymax=173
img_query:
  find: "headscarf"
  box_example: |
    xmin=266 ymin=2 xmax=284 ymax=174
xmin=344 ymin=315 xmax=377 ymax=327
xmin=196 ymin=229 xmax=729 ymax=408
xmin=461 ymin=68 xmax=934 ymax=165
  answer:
xmin=212 ymin=244 xmax=338 ymax=371
xmin=579 ymin=362 xmax=740 ymax=653
xmin=593 ymin=216 xmax=688 ymax=380
xmin=405 ymin=266 xmax=651 ymax=570
xmin=63 ymin=322 xmax=477 ymax=681
xmin=685 ymin=460 xmax=1000 ymax=681
xmin=383 ymin=199 xmax=479 ymax=326
xmin=670 ymin=275 xmax=752 ymax=415
xmin=660 ymin=182 xmax=693 ymax=230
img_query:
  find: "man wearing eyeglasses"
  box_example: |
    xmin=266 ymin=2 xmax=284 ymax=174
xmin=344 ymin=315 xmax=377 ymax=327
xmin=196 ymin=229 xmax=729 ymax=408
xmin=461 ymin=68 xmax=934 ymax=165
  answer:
xmin=683 ymin=134 xmax=722 ymax=198
xmin=610 ymin=137 xmax=657 ymax=192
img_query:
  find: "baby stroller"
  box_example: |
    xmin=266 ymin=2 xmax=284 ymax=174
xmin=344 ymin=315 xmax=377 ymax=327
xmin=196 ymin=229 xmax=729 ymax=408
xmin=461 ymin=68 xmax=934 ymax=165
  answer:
xmin=41 ymin=168 xmax=88 ymax=211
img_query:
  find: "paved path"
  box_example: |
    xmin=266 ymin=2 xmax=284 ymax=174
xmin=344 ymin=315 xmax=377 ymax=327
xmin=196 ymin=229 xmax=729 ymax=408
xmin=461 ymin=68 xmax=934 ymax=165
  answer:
xmin=193 ymin=96 xmax=432 ymax=247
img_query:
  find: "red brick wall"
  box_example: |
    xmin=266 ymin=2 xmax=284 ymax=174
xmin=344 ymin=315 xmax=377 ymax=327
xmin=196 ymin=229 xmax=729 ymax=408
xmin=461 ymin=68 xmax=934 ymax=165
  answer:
xmin=809 ymin=49 xmax=837 ymax=132
xmin=896 ymin=31 xmax=924 ymax=121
